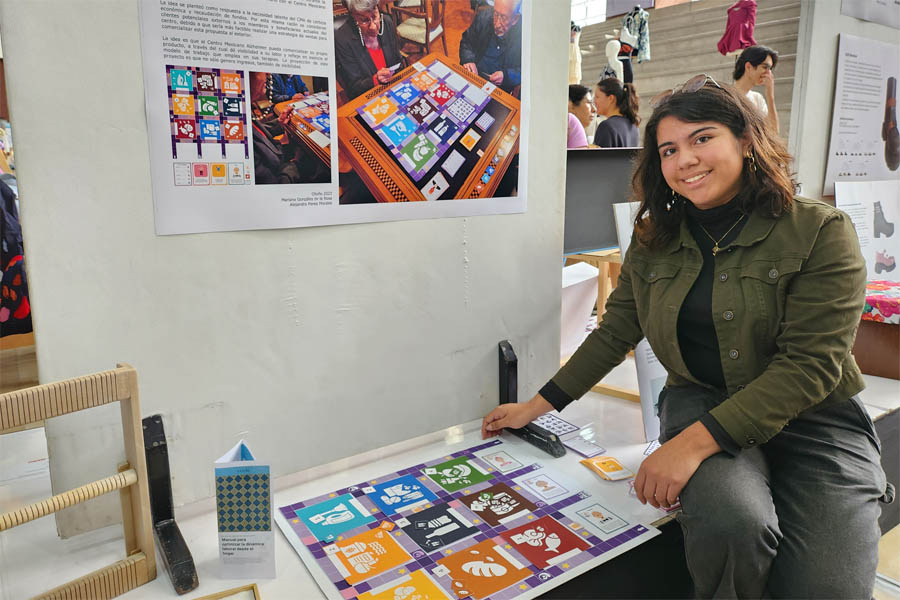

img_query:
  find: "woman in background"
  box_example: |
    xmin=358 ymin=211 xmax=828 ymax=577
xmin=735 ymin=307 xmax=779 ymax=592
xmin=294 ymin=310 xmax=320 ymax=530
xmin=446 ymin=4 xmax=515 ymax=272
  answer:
xmin=334 ymin=0 xmax=404 ymax=100
xmin=592 ymin=77 xmax=640 ymax=147
xmin=567 ymin=84 xmax=594 ymax=148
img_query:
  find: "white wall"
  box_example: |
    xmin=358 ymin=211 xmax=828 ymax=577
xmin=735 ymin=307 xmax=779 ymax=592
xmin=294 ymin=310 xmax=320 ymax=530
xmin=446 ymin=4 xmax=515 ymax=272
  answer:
xmin=791 ymin=0 xmax=900 ymax=200
xmin=0 ymin=0 xmax=569 ymax=535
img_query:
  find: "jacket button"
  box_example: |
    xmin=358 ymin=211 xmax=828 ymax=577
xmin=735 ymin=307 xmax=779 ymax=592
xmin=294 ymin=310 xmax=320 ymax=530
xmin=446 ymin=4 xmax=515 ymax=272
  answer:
xmin=746 ymin=437 xmax=757 ymax=446
xmin=768 ymin=268 xmax=779 ymax=279
xmin=729 ymin=349 xmax=740 ymax=359
xmin=719 ymin=272 xmax=728 ymax=282
xmin=723 ymin=310 xmax=734 ymax=321
xmin=649 ymin=271 xmax=656 ymax=279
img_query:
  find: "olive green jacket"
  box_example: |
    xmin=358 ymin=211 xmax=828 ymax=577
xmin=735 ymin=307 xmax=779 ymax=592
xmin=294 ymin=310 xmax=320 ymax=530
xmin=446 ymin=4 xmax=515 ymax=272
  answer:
xmin=552 ymin=197 xmax=867 ymax=449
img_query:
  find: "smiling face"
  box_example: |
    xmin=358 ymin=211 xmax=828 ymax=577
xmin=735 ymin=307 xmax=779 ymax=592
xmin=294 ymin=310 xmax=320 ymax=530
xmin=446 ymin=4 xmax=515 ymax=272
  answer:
xmin=656 ymin=116 xmax=747 ymax=210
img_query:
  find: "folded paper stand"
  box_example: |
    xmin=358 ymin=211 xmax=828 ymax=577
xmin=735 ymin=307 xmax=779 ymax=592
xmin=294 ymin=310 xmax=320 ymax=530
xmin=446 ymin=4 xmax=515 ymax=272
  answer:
xmin=0 ymin=363 xmax=157 ymax=599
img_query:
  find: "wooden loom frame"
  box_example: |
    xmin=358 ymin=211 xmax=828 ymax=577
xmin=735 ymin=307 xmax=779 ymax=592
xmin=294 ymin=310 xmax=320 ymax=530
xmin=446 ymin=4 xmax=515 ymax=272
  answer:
xmin=0 ymin=363 xmax=157 ymax=599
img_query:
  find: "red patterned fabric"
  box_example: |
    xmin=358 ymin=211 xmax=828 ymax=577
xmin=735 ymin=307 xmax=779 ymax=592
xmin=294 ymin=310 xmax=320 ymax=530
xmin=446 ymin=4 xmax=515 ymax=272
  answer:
xmin=862 ymin=280 xmax=900 ymax=324
xmin=717 ymin=0 xmax=757 ymax=55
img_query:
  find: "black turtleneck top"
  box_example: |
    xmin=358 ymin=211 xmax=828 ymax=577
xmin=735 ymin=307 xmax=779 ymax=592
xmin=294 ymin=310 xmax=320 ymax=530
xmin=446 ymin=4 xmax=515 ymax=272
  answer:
xmin=678 ymin=196 xmax=749 ymax=389
xmin=541 ymin=195 xmax=751 ymax=453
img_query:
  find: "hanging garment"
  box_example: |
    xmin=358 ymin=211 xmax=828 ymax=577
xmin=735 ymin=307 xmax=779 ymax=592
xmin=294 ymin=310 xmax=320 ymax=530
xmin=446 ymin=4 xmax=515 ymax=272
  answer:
xmin=569 ymin=28 xmax=583 ymax=84
xmin=717 ymin=0 xmax=757 ymax=56
xmin=619 ymin=7 xmax=650 ymax=63
xmin=0 ymin=179 xmax=31 ymax=337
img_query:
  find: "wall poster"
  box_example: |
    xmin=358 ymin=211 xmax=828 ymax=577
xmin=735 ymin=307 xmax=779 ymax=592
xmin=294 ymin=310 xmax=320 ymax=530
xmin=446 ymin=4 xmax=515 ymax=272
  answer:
xmin=841 ymin=0 xmax=900 ymax=30
xmin=139 ymin=0 xmax=529 ymax=235
xmin=822 ymin=33 xmax=900 ymax=196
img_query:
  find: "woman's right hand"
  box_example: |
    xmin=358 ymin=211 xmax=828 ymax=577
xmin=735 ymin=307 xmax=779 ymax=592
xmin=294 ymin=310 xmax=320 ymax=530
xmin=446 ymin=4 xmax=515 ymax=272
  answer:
xmin=375 ymin=68 xmax=393 ymax=84
xmin=481 ymin=394 xmax=554 ymax=439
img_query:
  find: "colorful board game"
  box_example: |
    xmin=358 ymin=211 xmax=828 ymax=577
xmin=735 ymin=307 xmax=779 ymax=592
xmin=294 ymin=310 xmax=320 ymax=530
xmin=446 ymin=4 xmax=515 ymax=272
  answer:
xmin=276 ymin=439 xmax=658 ymax=600
xmin=167 ymin=65 xmax=249 ymax=160
xmin=336 ymin=54 xmax=520 ymax=203
xmin=275 ymin=91 xmax=332 ymax=165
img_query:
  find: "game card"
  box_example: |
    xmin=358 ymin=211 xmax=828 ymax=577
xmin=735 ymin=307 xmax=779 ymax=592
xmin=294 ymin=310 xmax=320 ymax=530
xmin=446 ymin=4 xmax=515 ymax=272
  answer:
xmin=574 ymin=502 xmax=629 ymax=535
xmin=422 ymin=173 xmax=450 ymax=201
xmin=581 ymin=456 xmax=634 ymax=481
xmin=458 ymin=483 xmax=536 ymax=527
xmin=563 ymin=436 xmax=606 ymax=458
xmin=473 ymin=449 xmax=522 ymax=473
xmin=424 ymin=457 xmax=493 ymax=493
xmin=441 ymin=150 xmax=466 ymax=177
xmin=357 ymin=570 xmax=449 ymax=600
xmin=294 ymin=493 xmax=375 ymax=542
xmin=474 ymin=111 xmax=495 ymax=132
xmin=513 ymin=468 xmax=576 ymax=502
xmin=401 ymin=503 xmax=478 ymax=551
xmin=366 ymin=474 xmax=438 ymax=516
xmin=435 ymin=539 xmax=529 ymax=599
xmin=500 ymin=516 xmax=591 ymax=569
xmin=460 ymin=129 xmax=481 ymax=151
xmin=326 ymin=526 xmax=411 ymax=585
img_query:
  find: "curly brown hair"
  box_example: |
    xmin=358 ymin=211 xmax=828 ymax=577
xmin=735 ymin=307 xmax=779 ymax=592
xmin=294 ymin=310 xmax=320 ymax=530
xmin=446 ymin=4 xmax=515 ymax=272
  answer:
xmin=632 ymin=81 xmax=796 ymax=249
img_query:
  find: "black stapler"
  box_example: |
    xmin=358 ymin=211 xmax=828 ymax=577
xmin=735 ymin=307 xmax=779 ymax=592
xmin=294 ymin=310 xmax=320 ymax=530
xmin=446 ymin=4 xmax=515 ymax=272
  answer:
xmin=498 ymin=340 xmax=566 ymax=458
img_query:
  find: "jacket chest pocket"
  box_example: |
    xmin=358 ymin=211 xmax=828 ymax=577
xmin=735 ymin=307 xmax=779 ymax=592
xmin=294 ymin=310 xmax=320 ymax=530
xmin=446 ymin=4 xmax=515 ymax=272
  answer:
xmin=738 ymin=257 xmax=803 ymax=339
xmin=631 ymin=261 xmax=682 ymax=337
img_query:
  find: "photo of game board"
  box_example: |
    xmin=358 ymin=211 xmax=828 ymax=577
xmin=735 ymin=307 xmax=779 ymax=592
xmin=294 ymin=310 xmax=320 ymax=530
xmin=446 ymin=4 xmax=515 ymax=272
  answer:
xmin=167 ymin=65 xmax=248 ymax=161
xmin=337 ymin=55 xmax=519 ymax=204
xmin=276 ymin=439 xmax=658 ymax=600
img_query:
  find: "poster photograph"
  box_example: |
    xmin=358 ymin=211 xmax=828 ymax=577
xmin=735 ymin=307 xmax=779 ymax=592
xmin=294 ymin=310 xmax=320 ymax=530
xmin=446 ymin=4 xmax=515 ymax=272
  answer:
xmin=822 ymin=33 xmax=900 ymax=196
xmin=138 ymin=0 xmax=529 ymax=235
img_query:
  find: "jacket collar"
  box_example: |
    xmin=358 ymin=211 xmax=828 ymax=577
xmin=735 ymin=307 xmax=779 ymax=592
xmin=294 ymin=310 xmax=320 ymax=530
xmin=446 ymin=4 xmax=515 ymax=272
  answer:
xmin=667 ymin=207 xmax=778 ymax=254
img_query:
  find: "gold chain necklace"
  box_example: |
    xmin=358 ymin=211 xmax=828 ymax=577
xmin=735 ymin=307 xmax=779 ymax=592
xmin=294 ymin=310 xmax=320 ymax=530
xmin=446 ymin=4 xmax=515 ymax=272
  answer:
xmin=698 ymin=213 xmax=746 ymax=256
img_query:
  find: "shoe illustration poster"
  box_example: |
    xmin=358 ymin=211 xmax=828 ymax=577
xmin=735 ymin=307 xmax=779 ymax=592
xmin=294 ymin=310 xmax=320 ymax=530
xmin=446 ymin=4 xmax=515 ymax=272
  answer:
xmin=823 ymin=34 xmax=900 ymax=196
xmin=836 ymin=180 xmax=898 ymax=285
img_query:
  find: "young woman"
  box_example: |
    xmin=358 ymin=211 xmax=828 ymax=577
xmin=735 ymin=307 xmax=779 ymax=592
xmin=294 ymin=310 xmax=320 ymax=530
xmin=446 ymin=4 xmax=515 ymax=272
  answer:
xmin=567 ymin=84 xmax=594 ymax=149
xmin=483 ymin=76 xmax=888 ymax=598
xmin=592 ymin=77 xmax=640 ymax=147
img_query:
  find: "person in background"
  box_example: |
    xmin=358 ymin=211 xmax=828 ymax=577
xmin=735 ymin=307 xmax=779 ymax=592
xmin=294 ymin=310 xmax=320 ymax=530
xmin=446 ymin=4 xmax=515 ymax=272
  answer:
xmin=592 ymin=77 xmax=640 ymax=147
xmin=269 ymin=73 xmax=309 ymax=103
xmin=334 ymin=0 xmax=404 ymax=100
xmin=733 ymin=45 xmax=779 ymax=133
xmin=567 ymin=84 xmax=594 ymax=148
xmin=482 ymin=75 xmax=888 ymax=598
xmin=459 ymin=0 xmax=522 ymax=94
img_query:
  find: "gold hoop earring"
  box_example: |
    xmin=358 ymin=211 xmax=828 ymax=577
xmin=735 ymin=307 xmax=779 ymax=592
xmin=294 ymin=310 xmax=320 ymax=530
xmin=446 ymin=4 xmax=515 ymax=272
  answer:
xmin=746 ymin=151 xmax=758 ymax=173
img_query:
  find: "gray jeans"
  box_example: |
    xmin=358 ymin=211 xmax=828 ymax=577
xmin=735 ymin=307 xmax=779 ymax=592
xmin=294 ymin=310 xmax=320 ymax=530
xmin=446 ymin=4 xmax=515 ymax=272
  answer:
xmin=658 ymin=385 xmax=886 ymax=599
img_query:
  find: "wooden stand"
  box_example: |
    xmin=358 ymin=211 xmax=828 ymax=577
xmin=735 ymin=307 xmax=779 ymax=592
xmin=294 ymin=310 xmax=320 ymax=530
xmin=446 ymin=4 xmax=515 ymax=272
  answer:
xmin=852 ymin=320 xmax=900 ymax=380
xmin=0 ymin=364 xmax=157 ymax=599
xmin=565 ymin=249 xmax=639 ymax=403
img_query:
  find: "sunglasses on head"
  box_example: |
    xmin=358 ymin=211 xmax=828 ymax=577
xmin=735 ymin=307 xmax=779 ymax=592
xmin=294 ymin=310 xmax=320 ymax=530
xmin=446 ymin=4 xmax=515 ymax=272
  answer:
xmin=650 ymin=74 xmax=722 ymax=109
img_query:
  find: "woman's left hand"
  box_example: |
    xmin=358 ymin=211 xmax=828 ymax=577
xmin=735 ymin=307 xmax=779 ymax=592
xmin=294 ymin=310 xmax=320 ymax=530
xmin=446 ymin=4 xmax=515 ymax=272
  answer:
xmin=634 ymin=421 xmax=720 ymax=509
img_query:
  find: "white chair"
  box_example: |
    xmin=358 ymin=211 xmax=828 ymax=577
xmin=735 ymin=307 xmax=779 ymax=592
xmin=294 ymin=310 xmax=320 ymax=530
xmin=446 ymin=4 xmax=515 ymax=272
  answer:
xmin=394 ymin=0 xmax=447 ymax=58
